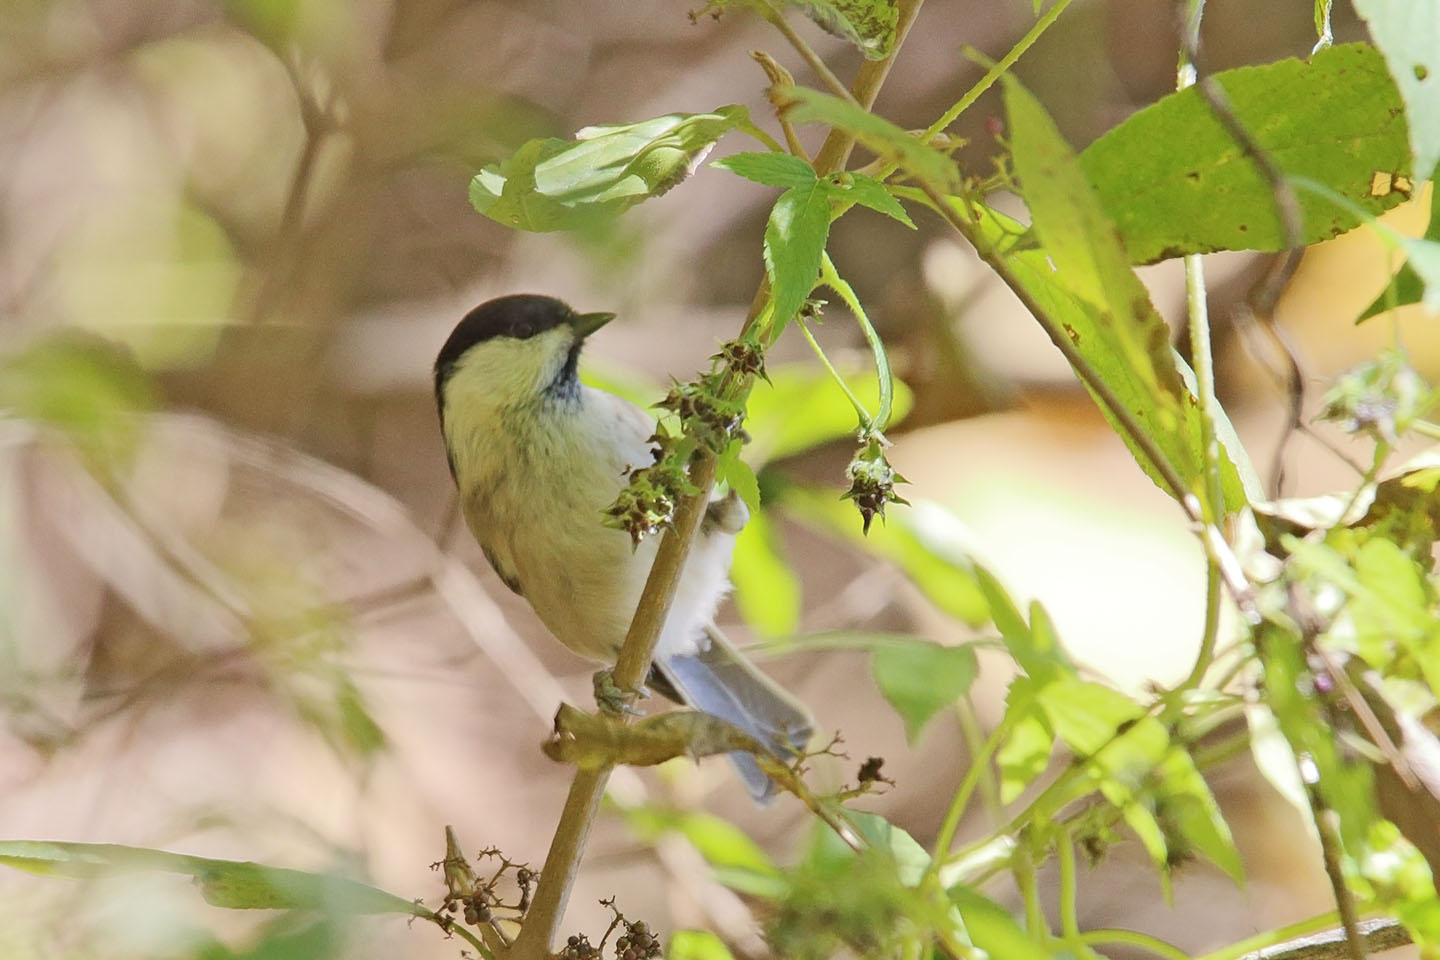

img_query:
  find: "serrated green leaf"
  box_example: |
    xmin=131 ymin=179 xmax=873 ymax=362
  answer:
xmin=782 ymin=490 xmax=988 ymax=626
xmin=827 ymin=172 xmax=915 ymax=227
xmin=764 ymin=182 xmax=833 ymax=328
xmin=667 ymin=930 xmax=736 ymax=960
xmin=713 ymin=151 xmax=817 ymax=187
xmin=1353 ymin=3 xmax=1440 ymax=183
xmin=1080 ymin=43 xmax=1412 ymax=264
xmin=470 ymin=107 xmax=747 ymax=232
xmin=871 ymin=640 xmax=978 ymax=742
xmin=785 ymin=88 xmax=958 ymax=189
xmin=0 ymin=842 xmax=421 ymax=915
xmin=730 ymin=507 xmax=802 ymax=637
xmin=790 ymin=0 xmax=898 ymax=60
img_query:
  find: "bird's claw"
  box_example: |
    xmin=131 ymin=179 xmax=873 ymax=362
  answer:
xmin=593 ymin=669 xmax=644 ymax=717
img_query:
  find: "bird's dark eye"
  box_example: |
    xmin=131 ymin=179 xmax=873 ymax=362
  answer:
xmin=511 ymin=322 xmax=535 ymax=339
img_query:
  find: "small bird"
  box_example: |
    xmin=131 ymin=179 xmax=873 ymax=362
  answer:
xmin=434 ymin=294 xmax=813 ymax=799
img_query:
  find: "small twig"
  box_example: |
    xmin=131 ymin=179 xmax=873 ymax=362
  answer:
xmin=1175 ymin=0 xmax=1227 ymax=692
xmin=1232 ymin=918 xmax=1409 ymax=960
xmin=752 ymin=50 xmax=811 ymax=159
xmin=754 ymin=0 xmax=861 ymax=106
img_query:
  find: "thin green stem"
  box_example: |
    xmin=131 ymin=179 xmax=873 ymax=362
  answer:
xmin=1057 ymin=828 xmax=1079 ymax=940
xmin=820 ymin=251 xmax=892 ymax=434
xmin=926 ymin=718 xmax=1011 ymax=880
xmin=1177 ymin=0 xmax=1228 ymax=692
xmin=797 ymin=315 xmax=874 ymax=425
xmin=1313 ymin=0 xmax=1334 ymax=52
xmin=739 ymin=119 xmax=786 ymax=153
xmin=1078 ymin=928 xmax=1192 ymax=960
xmin=1016 ymin=843 xmax=1045 ymax=937
xmin=875 ymin=0 xmax=1077 ymax=183
xmin=756 ymin=0 xmax=860 ymax=105
xmin=955 ymin=698 xmax=1002 ymax=821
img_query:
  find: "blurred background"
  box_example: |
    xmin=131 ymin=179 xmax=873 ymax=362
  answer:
xmin=1 ymin=0 xmax=1435 ymax=956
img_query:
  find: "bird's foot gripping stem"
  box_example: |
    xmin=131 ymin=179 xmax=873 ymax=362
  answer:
xmin=592 ymin=669 xmax=645 ymax=717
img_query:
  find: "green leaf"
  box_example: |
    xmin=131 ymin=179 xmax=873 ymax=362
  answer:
xmin=730 ymin=507 xmax=802 ymax=637
xmin=841 ymin=811 xmax=931 ymax=886
xmin=996 ymin=677 xmax=1054 ymax=804
xmin=1004 ymin=75 xmax=1230 ymax=507
xmin=871 ymin=640 xmax=979 ymax=742
xmin=0 ymin=842 xmax=422 ymax=915
xmin=1153 ymin=746 xmax=1245 ymax=884
xmin=1079 ymin=43 xmax=1413 ymax=264
xmin=470 ymin=107 xmax=748 ymax=232
xmin=781 ymin=490 xmax=988 ymax=626
xmin=764 ymin=181 xmax=833 ymax=328
xmin=966 ymin=198 xmax=1251 ymax=512
xmin=713 ymin=151 xmax=817 ymax=187
xmin=972 ymin=566 xmax=1074 ymax=680
xmin=1353 ymin=3 xmax=1440 ymax=182
xmin=948 ymin=886 xmax=1055 ymax=960
xmin=785 ymin=88 xmax=959 ymax=190
xmin=744 ymin=363 xmax=914 ymax=466
xmin=788 ymin=0 xmax=898 ymax=60
xmin=667 ymin=930 xmax=736 ymax=960
xmin=718 ymin=440 xmax=762 ymax=515
xmin=1356 ymin=180 xmax=1439 ymax=322
xmin=827 ymin=172 xmax=915 ymax=228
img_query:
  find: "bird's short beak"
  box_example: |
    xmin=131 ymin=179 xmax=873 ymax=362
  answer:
xmin=569 ymin=310 xmax=615 ymax=339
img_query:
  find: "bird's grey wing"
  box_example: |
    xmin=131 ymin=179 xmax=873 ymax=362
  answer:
xmin=654 ymin=624 xmax=813 ymax=802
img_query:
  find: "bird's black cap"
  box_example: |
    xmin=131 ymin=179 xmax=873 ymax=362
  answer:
xmin=434 ymin=294 xmax=614 ymax=416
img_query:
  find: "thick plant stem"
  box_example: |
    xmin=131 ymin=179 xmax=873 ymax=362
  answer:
xmin=507 ymin=4 xmax=927 ymax=956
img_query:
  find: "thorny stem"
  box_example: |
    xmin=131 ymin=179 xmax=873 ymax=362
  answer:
xmin=1176 ymin=0 xmax=1226 ymax=692
xmin=508 ymin=4 xmax=926 ymax=955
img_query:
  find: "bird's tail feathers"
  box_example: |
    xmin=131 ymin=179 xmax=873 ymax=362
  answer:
xmin=655 ymin=625 xmax=814 ymax=802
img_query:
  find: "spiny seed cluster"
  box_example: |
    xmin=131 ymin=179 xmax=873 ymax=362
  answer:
xmin=603 ymin=456 xmax=695 ymax=547
xmin=603 ymin=471 xmax=677 ymax=547
xmin=844 ymin=439 xmax=908 ymax=534
xmin=656 ymin=377 xmax=744 ymax=455
xmin=615 ymin=920 xmax=661 ymax=960
xmin=714 ymin=337 xmax=767 ymax=381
